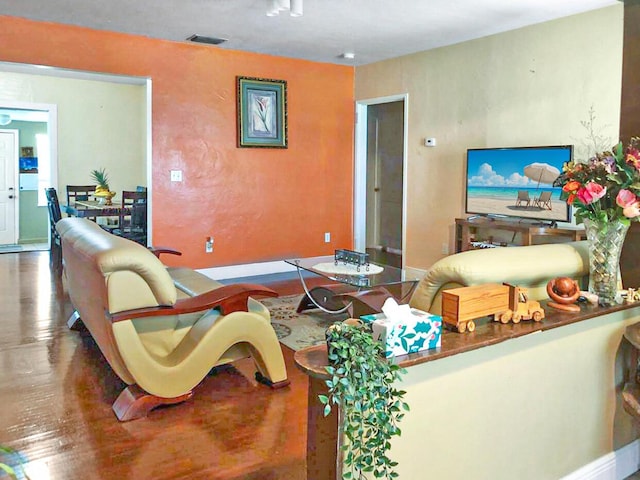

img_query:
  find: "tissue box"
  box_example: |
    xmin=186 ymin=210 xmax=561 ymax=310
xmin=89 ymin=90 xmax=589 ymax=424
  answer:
xmin=360 ymin=308 xmax=442 ymax=357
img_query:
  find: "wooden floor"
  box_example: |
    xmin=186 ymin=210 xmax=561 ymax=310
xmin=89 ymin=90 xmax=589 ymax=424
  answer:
xmin=0 ymin=251 xmax=313 ymax=479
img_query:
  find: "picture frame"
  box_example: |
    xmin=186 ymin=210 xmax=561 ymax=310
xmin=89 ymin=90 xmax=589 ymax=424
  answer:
xmin=237 ymin=76 xmax=287 ymax=148
xmin=21 ymin=146 xmax=34 ymax=157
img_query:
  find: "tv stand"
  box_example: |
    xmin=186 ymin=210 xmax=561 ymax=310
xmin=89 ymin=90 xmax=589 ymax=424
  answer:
xmin=454 ymin=217 xmax=585 ymax=253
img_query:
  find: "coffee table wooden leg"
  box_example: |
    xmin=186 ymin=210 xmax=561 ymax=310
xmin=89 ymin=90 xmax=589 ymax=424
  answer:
xmin=296 ymin=285 xmax=357 ymax=313
xmin=336 ymin=288 xmax=395 ymax=318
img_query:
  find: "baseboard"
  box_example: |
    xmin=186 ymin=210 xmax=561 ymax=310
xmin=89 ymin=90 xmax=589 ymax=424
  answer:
xmin=560 ymin=439 xmax=640 ymax=480
xmin=18 ymin=238 xmax=47 ymax=244
xmin=197 ymin=260 xmax=296 ymax=280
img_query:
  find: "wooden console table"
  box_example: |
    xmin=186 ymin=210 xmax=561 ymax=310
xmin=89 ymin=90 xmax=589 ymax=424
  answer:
xmin=454 ymin=217 xmax=585 ymax=253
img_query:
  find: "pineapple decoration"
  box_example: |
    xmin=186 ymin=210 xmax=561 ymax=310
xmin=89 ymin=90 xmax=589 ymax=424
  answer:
xmin=91 ymin=168 xmax=116 ymax=205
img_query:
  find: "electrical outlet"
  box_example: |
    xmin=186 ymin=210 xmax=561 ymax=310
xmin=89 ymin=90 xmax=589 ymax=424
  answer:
xmin=170 ymin=170 xmax=183 ymax=182
xmin=205 ymin=236 xmax=214 ymax=253
xmin=441 ymin=242 xmax=449 ymax=254
xmin=324 ymin=232 xmax=331 ymax=243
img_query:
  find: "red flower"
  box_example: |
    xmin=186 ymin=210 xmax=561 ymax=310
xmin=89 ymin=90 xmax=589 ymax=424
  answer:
xmin=577 ymin=182 xmax=606 ymax=205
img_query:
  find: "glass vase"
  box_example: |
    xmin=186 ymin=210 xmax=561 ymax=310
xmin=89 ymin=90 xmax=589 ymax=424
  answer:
xmin=584 ymin=217 xmax=630 ymax=306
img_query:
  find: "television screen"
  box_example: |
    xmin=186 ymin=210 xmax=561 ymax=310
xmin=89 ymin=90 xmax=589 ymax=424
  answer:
xmin=465 ymin=145 xmax=572 ymax=223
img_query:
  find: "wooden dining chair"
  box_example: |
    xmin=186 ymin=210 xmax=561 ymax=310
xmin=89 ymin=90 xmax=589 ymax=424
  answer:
xmin=66 ymin=185 xmax=97 ymax=205
xmin=66 ymin=185 xmax=97 ymax=221
xmin=45 ymin=187 xmax=63 ymax=271
xmin=113 ymin=190 xmax=147 ymax=245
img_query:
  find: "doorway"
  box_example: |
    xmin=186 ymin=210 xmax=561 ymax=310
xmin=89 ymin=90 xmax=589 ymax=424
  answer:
xmin=0 ymin=103 xmax=57 ymax=251
xmin=0 ymin=62 xmax=152 ymax=250
xmin=354 ymin=95 xmax=408 ymax=268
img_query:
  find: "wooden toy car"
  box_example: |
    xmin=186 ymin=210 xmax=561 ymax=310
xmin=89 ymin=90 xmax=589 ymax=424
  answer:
xmin=442 ymin=283 xmax=545 ymax=333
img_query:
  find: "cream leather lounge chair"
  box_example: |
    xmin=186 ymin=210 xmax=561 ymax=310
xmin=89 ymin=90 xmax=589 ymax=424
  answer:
xmin=56 ymin=217 xmax=288 ymax=421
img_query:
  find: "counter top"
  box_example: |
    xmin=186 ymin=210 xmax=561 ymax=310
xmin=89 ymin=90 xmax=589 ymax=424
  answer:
xmin=294 ymin=299 xmax=640 ymax=379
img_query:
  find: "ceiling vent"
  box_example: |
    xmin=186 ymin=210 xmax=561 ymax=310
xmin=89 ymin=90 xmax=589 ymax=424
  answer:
xmin=186 ymin=34 xmax=227 ymax=45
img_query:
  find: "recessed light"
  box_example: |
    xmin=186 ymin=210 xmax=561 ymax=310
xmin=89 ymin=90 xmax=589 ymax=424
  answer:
xmin=186 ymin=34 xmax=227 ymax=45
xmin=341 ymin=52 xmax=356 ymax=60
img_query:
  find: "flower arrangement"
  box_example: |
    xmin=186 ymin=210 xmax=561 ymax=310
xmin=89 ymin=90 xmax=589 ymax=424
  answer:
xmin=553 ymin=137 xmax=640 ymax=225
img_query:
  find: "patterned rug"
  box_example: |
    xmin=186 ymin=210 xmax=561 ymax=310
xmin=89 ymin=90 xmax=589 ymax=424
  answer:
xmin=261 ymin=294 xmax=348 ymax=351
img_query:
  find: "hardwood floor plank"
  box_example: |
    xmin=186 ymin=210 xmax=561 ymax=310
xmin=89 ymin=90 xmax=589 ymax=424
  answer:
xmin=0 ymin=251 xmax=308 ymax=479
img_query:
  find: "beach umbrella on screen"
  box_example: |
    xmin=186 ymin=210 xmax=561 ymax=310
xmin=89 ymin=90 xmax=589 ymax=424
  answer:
xmin=523 ymin=162 xmax=560 ymax=187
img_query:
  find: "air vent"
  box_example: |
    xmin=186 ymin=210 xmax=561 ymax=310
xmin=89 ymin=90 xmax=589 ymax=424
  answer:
xmin=186 ymin=34 xmax=227 ymax=45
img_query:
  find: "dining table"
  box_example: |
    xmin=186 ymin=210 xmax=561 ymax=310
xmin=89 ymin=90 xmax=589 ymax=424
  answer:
xmin=63 ymin=199 xmax=131 ymax=219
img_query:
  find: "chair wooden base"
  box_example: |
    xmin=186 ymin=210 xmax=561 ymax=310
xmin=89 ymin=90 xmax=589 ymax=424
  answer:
xmin=112 ymin=385 xmax=194 ymax=422
xmin=255 ymin=371 xmax=290 ymax=389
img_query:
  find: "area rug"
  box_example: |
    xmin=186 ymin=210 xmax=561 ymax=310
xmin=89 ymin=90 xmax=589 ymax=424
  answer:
xmin=261 ymin=294 xmax=348 ymax=351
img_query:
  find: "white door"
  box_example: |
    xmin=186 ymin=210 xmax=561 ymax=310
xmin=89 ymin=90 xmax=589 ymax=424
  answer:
xmin=0 ymin=130 xmax=18 ymax=245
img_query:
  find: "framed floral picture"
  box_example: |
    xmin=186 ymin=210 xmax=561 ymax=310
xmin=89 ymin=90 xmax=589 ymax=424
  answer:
xmin=237 ymin=76 xmax=287 ymax=148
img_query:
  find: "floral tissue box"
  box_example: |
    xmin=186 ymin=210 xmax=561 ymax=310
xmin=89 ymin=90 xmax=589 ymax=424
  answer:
xmin=360 ymin=307 xmax=442 ymax=358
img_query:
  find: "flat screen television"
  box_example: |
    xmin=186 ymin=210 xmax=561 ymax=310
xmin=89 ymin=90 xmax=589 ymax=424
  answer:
xmin=465 ymin=145 xmax=572 ymax=223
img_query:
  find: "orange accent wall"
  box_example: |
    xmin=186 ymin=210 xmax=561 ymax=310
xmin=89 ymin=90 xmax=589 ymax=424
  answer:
xmin=0 ymin=16 xmax=355 ymax=269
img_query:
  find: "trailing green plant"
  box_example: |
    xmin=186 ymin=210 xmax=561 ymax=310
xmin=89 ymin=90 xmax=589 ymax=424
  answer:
xmin=319 ymin=321 xmax=409 ymax=480
xmin=0 ymin=445 xmax=29 ymax=479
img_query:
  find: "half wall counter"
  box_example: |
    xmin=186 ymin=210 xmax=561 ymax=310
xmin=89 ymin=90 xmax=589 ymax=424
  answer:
xmin=295 ymin=301 xmax=640 ymax=480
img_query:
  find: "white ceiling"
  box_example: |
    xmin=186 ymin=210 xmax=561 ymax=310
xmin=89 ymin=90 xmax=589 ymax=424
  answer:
xmin=0 ymin=0 xmax=620 ymax=65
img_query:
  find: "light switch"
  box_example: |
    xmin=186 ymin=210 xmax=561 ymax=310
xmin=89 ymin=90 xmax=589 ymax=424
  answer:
xmin=170 ymin=170 xmax=183 ymax=182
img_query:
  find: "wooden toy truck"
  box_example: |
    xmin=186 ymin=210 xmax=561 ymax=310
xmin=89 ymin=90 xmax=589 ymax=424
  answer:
xmin=441 ymin=283 xmax=545 ymax=333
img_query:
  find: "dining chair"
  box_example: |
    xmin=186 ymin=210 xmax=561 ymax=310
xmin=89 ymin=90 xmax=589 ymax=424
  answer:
xmin=113 ymin=190 xmax=147 ymax=245
xmin=66 ymin=185 xmax=98 ymax=221
xmin=66 ymin=185 xmax=97 ymax=205
xmin=45 ymin=187 xmax=63 ymax=271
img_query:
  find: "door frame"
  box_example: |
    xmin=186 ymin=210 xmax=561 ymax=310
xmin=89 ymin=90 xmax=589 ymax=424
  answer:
xmin=354 ymin=94 xmax=409 ymax=266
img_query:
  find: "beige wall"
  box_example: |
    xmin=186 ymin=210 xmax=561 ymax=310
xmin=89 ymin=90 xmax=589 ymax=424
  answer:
xmin=390 ymin=308 xmax=639 ymax=479
xmin=355 ymin=5 xmax=623 ymax=270
xmin=0 ymin=71 xmax=146 ymax=200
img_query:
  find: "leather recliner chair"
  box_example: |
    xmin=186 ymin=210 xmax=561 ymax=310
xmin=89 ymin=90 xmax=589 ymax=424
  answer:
xmin=56 ymin=217 xmax=288 ymax=421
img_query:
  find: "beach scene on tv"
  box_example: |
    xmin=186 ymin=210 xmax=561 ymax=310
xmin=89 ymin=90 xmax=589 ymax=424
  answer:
xmin=466 ymin=147 xmax=572 ymax=223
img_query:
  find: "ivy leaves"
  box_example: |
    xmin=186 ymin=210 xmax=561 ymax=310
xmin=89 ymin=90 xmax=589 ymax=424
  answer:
xmin=319 ymin=321 xmax=409 ymax=480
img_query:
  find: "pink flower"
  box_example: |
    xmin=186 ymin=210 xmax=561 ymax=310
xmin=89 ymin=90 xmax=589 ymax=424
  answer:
xmin=577 ymin=182 xmax=607 ymax=205
xmin=623 ymin=202 xmax=640 ymax=219
xmin=616 ymin=189 xmax=638 ymax=208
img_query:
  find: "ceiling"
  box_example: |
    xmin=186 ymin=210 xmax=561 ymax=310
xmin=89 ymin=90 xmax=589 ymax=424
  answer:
xmin=0 ymin=0 xmax=620 ymax=66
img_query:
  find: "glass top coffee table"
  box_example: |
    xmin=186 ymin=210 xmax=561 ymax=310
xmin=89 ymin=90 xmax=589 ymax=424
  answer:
xmin=284 ymin=255 xmax=422 ymax=317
